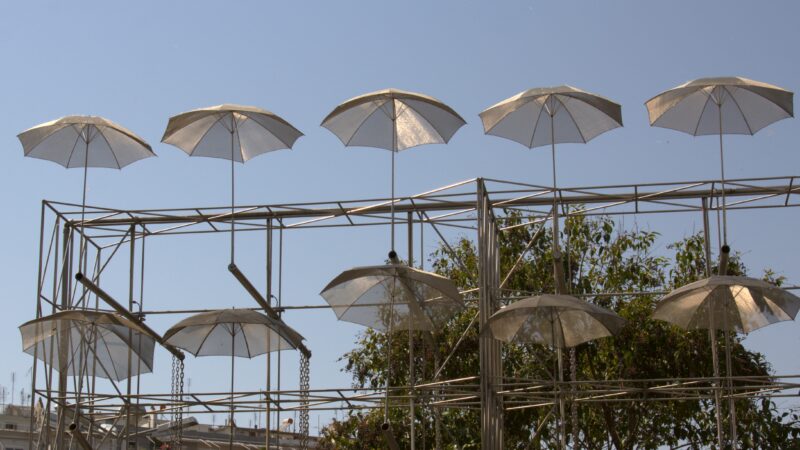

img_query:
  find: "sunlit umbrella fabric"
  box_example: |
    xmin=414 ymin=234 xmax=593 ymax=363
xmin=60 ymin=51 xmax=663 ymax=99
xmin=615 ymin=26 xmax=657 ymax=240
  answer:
xmin=653 ymin=276 xmax=800 ymax=333
xmin=479 ymin=86 xmax=623 ymax=149
xmin=321 ymin=88 xmax=466 ymax=151
xmin=161 ymin=104 xmax=303 ymax=162
xmin=17 ymin=115 xmax=154 ymax=169
xmin=484 ymin=294 xmax=626 ymax=348
xmin=320 ymin=264 xmax=465 ymax=332
xmin=163 ymin=309 xmax=304 ymax=357
xmin=19 ymin=310 xmax=156 ymax=381
xmin=645 ymin=77 xmax=793 ymax=136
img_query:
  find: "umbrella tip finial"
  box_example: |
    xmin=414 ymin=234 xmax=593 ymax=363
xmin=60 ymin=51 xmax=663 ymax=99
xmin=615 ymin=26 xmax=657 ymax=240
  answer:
xmin=388 ymin=250 xmax=400 ymax=264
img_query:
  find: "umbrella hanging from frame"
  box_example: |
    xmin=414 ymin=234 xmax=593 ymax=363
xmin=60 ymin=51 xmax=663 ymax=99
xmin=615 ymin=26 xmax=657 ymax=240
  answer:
xmin=162 ymin=104 xmax=303 ymax=264
xmin=164 ymin=308 xmax=306 ymax=450
xmin=18 ymin=115 xmax=155 ymax=266
xmin=19 ymin=310 xmax=156 ymax=382
xmin=647 ymin=76 xmax=794 ymax=449
xmin=483 ymin=294 xmax=626 ymax=449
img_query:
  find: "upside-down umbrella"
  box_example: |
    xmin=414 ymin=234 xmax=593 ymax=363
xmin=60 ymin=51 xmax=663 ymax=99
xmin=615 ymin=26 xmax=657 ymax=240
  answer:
xmin=653 ymin=276 xmax=800 ymax=449
xmin=18 ymin=116 xmax=155 ymax=263
xmin=484 ymin=294 xmax=626 ymax=449
xmin=648 ymin=77 xmax=794 ymax=449
xmin=321 ymin=88 xmax=466 ymax=252
xmin=162 ymin=104 xmax=303 ymax=263
xmin=480 ymin=86 xmax=623 ymax=286
xmin=19 ymin=310 xmax=156 ymax=382
xmin=646 ymin=77 xmax=793 ymax=248
xmin=320 ymin=262 xmax=465 ymax=332
xmin=321 ymin=254 xmax=465 ymax=446
xmin=163 ymin=308 xmax=306 ymax=450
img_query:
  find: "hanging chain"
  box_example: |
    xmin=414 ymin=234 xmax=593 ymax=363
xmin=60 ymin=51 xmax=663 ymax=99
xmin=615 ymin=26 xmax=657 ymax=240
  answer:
xmin=170 ymin=356 xmax=185 ymax=449
xmin=299 ymin=354 xmax=311 ymax=450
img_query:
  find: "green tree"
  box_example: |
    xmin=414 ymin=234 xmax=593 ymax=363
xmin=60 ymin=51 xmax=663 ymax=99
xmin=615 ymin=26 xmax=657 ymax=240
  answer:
xmin=319 ymin=213 xmax=800 ymax=449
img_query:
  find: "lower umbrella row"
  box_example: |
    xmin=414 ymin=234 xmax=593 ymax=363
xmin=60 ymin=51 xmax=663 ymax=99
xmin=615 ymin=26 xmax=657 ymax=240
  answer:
xmin=19 ymin=260 xmax=800 ymax=450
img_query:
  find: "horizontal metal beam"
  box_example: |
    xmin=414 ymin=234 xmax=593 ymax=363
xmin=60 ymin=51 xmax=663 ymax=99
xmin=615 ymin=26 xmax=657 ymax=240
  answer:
xmin=55 ymin=176 xmax=798 ymax=229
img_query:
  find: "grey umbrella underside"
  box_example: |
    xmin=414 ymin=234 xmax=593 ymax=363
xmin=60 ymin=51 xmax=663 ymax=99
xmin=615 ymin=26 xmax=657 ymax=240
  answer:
xmin=19 ymin=310 xmax=156 ymax=382
xmin=645 ymin=76 xmax=793 ymax=136
xmin=163 ymin=308 xmax=305 ymax=358
xmin=484 ymin=294 xmax=626 ymax=349
xmin=653 ymin=275 xmax=800 ymax=334
xmin=17 ymin=115 xmax=155 ymax=169
xmin=321 ymin=88 xmax=466 ymax=152
xmin=479 ymin=85 xmax=623 ymax=149
xmin=161 ymin=103 xmax=303 ymax=162
xmin=320 ymin=264 xmax=465 ymax=332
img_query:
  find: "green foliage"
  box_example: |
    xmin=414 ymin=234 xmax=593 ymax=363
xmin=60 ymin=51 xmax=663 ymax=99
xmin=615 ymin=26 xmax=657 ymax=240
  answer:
xmin=319 ymin=212 xmax=799 ymax=449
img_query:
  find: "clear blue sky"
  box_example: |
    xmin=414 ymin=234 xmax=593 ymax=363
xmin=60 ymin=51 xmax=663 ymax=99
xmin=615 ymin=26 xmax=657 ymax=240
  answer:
xmin=2 ymin=0 xmax=799 ymax=433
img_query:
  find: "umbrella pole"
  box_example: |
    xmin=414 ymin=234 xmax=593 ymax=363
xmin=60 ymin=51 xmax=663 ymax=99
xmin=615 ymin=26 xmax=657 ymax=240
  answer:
xmin=723 ymin=309 xmax=738 ymax=448
xmin=718 ymin=103 xmax=727 ymax=247
xmin=80 ymin=129 xmax=89 ymax=268
xmin=231 ymin=127 xmax=236 ymax=265
xmin=709 ymin=303 xmax=724 ymax=449
xmin=391 ymin=148 xmax=396 ymax=253
xmin=409 ymin=317 xmax=415 ymax=450
xmin=557 ymin=347 xmax=566 ymax=450
xmin=230 ymin=332 xmax=235 ymax=450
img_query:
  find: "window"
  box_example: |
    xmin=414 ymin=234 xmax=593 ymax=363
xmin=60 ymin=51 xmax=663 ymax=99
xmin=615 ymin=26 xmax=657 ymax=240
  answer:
xmin=5 ymin=423 xmax=18 ymax=430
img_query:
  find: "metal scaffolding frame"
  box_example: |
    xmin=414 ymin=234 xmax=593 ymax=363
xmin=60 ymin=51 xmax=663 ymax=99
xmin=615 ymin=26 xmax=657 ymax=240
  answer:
xmin=27 ymin=174 xmax=800 ymax=449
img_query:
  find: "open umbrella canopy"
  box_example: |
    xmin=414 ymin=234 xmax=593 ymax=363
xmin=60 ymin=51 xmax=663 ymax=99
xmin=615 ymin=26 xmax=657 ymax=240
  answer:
xmin=653 ymin=276 xmax=800 ymax=334
xmin=479 ymin=85 xmax=623 ymax=149
xmin=484 ymin=294 xmax=626 ymax=348
xmin=645 ymin=77 xmax=793 ymax=136
xmin=320 ymin=263 xmax=465 ymax=332
xmin=161 ymin=103 xmax=303 ymax=162
xmin=163 ymin=309 xmax=305 ymax=358
xmin=17 ymin=115 xmax=154 ymax=169
xmin=19 ymin=310 xmax=156 ymax=381
xmin=321 ymin=88 xmax=466 ymax=151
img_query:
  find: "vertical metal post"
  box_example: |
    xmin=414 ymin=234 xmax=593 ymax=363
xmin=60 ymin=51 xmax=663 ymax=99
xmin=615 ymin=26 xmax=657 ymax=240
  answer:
xmin=55 ymin=224 xmax=72 ymax=450
xmin=125 ymin=224 xmax=136 ymax=448
xmin=28 ymin=202 xmax=46 ymax=450
xmin=477 ymin=179 xmax=503 ymax=450
xmin=266 ymin=218 xmax=272 ymax=450
xmin=407 ymin=212 xmax=415 ymax=450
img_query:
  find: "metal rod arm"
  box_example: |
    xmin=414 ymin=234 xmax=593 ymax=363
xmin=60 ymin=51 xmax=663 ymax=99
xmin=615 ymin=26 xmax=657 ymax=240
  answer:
xmin=68 ymin=423 xmax=92 ymax=450
xmin=228 ymin=263 xmax=311 ymax=359
xmin=74 ymin=273 xmax=185 ymax=360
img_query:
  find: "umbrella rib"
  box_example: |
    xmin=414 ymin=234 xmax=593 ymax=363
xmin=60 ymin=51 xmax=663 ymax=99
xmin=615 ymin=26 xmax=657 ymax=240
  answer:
xmin=96 ymin=127 xmax=123 ymax=169
xmin=528 ymin=97 xmax=548 ymax=148
xmin=725 ymin=87 xmax=755 ymax=135
xmin=692 ymin=93 xmax=715 ymax=136
xmin=64 ymin=125 xmax=85 ymax=168
xmin=397 ymin=276 xmax=436 ymax=329
xmin=344 ymin=100 xmax=390 ymax=148
xmin=191 ymin=324 xmax=220 ymax=357
xmin=21 ymin=123 xmax=70 ymax=155
xmin=180 ymin=113 xmax=227 ymax=155
xmin=482 ymin=99 xmax=526 ymax=134
xmin=240 ymin=323 xmax=253 ymax=358
xmin=103 ymin=325 xmax=154 ymax=373
xmin=327 ymin=276 xmax=389 ymax=321
xmin=406 ymin=101 xmax=451 ymax=144
xmin=554 ymin=95 xmax=588 ymax=143
xmin=240 ymin=112 xmax=292 ymax=148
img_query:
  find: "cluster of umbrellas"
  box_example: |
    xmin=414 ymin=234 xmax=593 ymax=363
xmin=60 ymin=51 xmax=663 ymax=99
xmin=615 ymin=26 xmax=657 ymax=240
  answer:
xmin=17 ymin=76 xmax=799 ymax=450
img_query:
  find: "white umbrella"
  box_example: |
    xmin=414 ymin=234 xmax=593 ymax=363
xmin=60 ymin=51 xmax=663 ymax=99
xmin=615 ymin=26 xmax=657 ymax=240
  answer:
xmin=322 ymin=88 xmax=466 ymax=253
xmin=162 ymin=104 xmax=303 ymax=263
xmin=164 ymin=308 xmax=305 ymax=450
xmin=18 ymin=116 xmax=155 ymax=263
xmin=480 ymin=86 xmax=623 ymax=287
xmin=646 ymin=77 xmax=793 ymax=247
xmin=19 ymin=310 xmax=156 ymax=382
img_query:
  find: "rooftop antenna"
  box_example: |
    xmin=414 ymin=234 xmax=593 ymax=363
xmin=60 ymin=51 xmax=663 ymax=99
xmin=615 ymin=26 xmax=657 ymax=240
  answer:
xmin=10 ymin=372 xmax=15 ymax=405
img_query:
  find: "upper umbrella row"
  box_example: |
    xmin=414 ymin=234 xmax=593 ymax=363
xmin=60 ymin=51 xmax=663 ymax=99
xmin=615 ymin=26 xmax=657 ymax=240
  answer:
xmin=18 ymin=77 xmax=795 ymax=170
